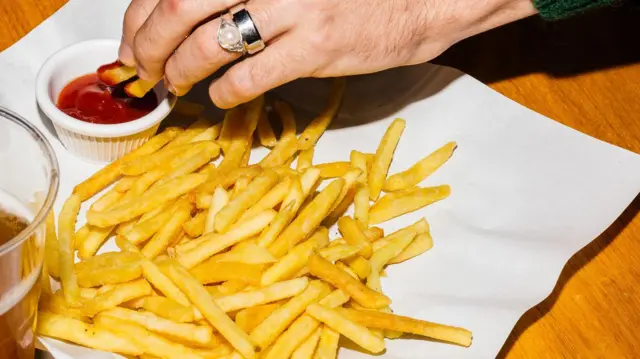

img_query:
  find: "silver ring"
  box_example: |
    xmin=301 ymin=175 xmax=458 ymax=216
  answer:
xmin=217 ymin=18 xmax=245 ymax=53
xmin=231 ymin=4 xmax=265 ymax=55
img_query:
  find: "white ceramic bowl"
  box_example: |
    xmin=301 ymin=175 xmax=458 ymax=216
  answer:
xmin=36 ymin=39 xmax=176 ymax=164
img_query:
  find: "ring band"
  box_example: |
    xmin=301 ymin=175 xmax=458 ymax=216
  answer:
xmin=231 ymin=5 xmax=265 ymax=55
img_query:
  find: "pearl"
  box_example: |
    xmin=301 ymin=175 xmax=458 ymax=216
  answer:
xmin=220 ymin=27 xmax=241 ymax=46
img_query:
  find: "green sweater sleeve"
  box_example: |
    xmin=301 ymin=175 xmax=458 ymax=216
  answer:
xmin=533 ymin=0 xmax=616 ymax=20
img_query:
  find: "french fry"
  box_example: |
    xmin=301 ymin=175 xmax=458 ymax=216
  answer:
xmin=77 ymin=226 xmax=114 ymax=259
xmin=121 ymin=143 xmax=198 ymax=176
xmin=76 ymin=258 xmax=142 ymax=288
xmin=124 ymin=78 xmax=157 ymax=98
xmin=261 ymin=229 xmax=328 ymax=286
xmin=293 ymin=242 xmax=361 ymax=278
xmin=39 ymin=293 xmax=90 ymax=323
xmin=238 ymin=176 xmax=292 ymax=222
xmin=250 ymin=281 xmax=329 ymax=349
xmin=263 ymin=290 xmax=349 ymax=359
xmin=308 ymin=254 xmax=390 ymax=309
xmin=204 ymin=186 xmax=230 ymax=234
xmin=214 ymin=277 xmax=309 ymax=312
xmin=58 ymin=194 xmax=82 ymax=306
xmin=191 ymin=122 xmax=222 ymax=142
xmin=142 ymin=199 xmax=192 ymax=258
xmin=100 ymin=307 xmax=213 ymax=347
xmin=164 ymin=118 xmax=214 ymax=150
xmin=159 ymin=259 xmax=257 ymax=359
xmin=74 ymin=224 xmax=91 ymax=250
xmin=97 ymin=62 xmax=137 ymax=86
xmin=273 ymin=100 xmax=297 ymax=140
xmin=338 ymin=309 xmax=472 ymax=347
xmin=81 ymin=279 xmax=153 ymax=316
xmin=177 ymin=209 xmax=277 ymax=268
xmin=212 ymin=242 xmax=276 ymax=264
xmin=190 ymin=259 xmax=264 ymax=285
xmin=297 ymin=78 xmax=346 ymax=150
xmin=324 ymin=168 xmax=362 ymax=224
xmin=349 ymin=150 xmax=370 ymax=183
xmin=124 ymin=203 xmax=175 ymax=244
xmin=183 ymin=211 xmax=207 ymax=238
xmin=296 ymin=148 xmax=314 ymax=172
xmin=313 ymin=326 xmax=340 ymax=359
xmin=174 ymin=98 xmax=206 ymax=117
xmin=37 ymin=311 xmax=143 ymax=355
xmin=256 ymin=175 xmax=305 ymax=248
xmin=235 ymin=302 xmax=281 ymax=333
xmin=231 ymin=175 xmax=251 ymax=199
xmin=90 ymin=188 xmax=125 ymax=212
xmin=342 ymin=256 xmax=371 ymax=280
xmin=45 ymin=210 xmax=59 ymax=279
xmin=306 ymin=304 xmax=385 ymax=353
xmin=150 ymin=143 xmax=220 ymax=190
xmin=371 ymin=219 xmax=429 ymax=253
xmin=387 ymin=232 xmax=433 ymax=264
xmin=353 ymin=184 xmax=370 ymax=229
xmin=268 ymin=179 xmax=344 ymax=257
xmin=368 ymin=118 xmax=406 ymax=200
xmin=92 ymin=315 xmax=207 ymax=359
xmin=87 ymin=173 xmax=207 ymax=227
xmin=291 ymin=326 xmax=322 ymax=359
xmin=369 ymin=185 xmax=450 ymax=224
xmin=214 ymin=169 xmax=279 ymax=232
xmin=199 ymin=165 xmax=263 ymax=194
xmin=139 ymin=296 xmax=196 ymax=323
xmin=315 ymin=162 xmax=351 ymax=179
xmin=73 ymin=127 xmax=181 ymax=201
xmin=257 ymin=109 xmax=277 ymax=147
xmin=384 ymin=141 xmax=457 ymax=191
xmin=115 ymin=176 xmax=138 ymax=192
xmin=365 ymin=227 xmax=384 ymax=241
xmin=259 ymin=134 xmax=299 ymax=168
xmin=369 ymin=229 xmax=415 ymax=274
xmin=337 ymin=217 xmax=373 ymax=259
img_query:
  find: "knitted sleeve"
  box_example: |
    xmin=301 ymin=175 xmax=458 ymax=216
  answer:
xmin=533 ymin=0 xmax=617 ymax=20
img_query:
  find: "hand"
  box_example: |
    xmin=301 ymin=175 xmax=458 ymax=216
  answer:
xmin=120 ymin=0 xmax=536 ymax=109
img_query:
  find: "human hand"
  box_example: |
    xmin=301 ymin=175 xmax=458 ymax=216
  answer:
xmin=120 ymin=0 xmax=536 ymax=109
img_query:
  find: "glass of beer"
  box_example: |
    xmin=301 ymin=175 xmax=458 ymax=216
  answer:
xmin=0 ymin=107 xmax=59 ymax=359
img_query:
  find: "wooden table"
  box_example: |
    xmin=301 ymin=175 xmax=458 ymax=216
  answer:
xmin=2 ymin=1 xmax=639 ymax=358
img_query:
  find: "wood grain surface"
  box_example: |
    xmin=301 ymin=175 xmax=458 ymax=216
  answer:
xmin=1 ymin=1 xmax=639 ymax=358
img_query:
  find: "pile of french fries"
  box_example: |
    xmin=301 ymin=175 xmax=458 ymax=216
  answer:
xmin=38 ymin=78 xmax=469 ymax=359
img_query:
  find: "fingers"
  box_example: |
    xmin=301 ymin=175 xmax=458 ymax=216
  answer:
xmin=164 ymin=0 xmax=293 ymax=95
xmin=120 ymin=0 xmax=160 ymax=66
xmin=208 ymin=36 xmax=310 ymax=109
xmin=132 ymin=0 xmax=245 ymax=82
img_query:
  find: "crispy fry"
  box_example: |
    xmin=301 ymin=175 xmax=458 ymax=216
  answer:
xmin=115 ymin=176 xmax=138 ymax=192
xmin=177 ymin=209 xmax=277 ymax=268
xmin=212 ymin=242 xmax=276 ymax=264
xmin=306 ymin=304 xmax=385 ymax=353
xmin=58 ymin=194 xmax=82 ymax=306
xmin=339 ymin=308 xmax=472 ymax=347
xmin=259 ymin=133 xmax=299 ymax=168
xmin=308 ymin=254 xmax=390 ymax=309
xmin=87 ymin=173 xmax=207 ymax=227
xmin=238 ymin=176 xmax=292 ymax=222
xmin=256 ymin=176 xmax=304 ymax=248
xmin=261 ymin=229 xmax=328 ymax=286
xmin=174 ymin=99 xmax=206 ymax=117
xmin=296 ymin=148 xmax=314 ymax=172
xmin=369 ymin=118 xmax=406 ymax=200
xmin=273 ymin=100 xmax=297 ymax=140
xmin=250 ymin=281 xmax=328 ymax=349
xmin=39 ymin=293 xmax=90 ymax=323
xmin=90 ymin=188 xmax=125 ymax=212
xmin=337 ymin=217 xmax=373 ymax=259
xmin=100 ymin=307 xmax=213 ymax=347
xmin=315 ymin=162 xmax=351 ymax=179
xmin=121 ymin=143 xmax=198 ymax=176
xmin=214 ymin=277 xmax=309 ymax=312
xmin=124 ymin=202 xmax=176 ymax=244
xmin=73 ymin=127 xmax=180 ymax=201
xmin=214 ymin=169 xmax=279 ymax=232
xmin=388 ymin=232 xmax=433 ymax=264
xmin=365 ymin=227 xmax=384 ymax=241
xmin=93 ymin=315 xmax=208 ymax=359
xmin=199 ymin=165 xmax=263 ymax=195
xmin=370 ymin=185 xmax=450 ymax=224
xmin=353 ymin=184 xmax=370 ymax=229
xmin=150 ymin=144 xmax=220 ymax=190
xmin=268 ymin=179 xmax=344 ymax=257
xmin=76 ymin=258 xmax=142 ymax=288
xmin=349 ymin=150 xmax=370 ymax=183
xmin=81 ymin=279 xmax=153 ymax=316
xmin=235 ymin=302 xmax=281 ymax=333
xmin=77 ymin=226 xmax=114 ymax=259
xmin=342 ymin=256 xmax=371 ymax=280
xmin=139 ymin=296 xmax=196 ymax=323
xmin=291 ymin=326 xmax=322 ymax=359
xmin=370 ymin=230 xmax=416 ymax=275
xmin=191 ymin=122 xmax=222 ymax=142
xmin=74 ymin=224 xmax=91 ymax=250
xmin=324 ymin=168 xmax=362 ymax=224
xmin=297 ymin=78 xmax=346 ymax=150
xmin=314 ymin=326 xmax=340 ymax=359
xmin=384 ymin=141 xmax=457 ymax=191
xmin=184 ymin=211 xmax=207 ymax=238
xmin=97 ymin=62 xmax=137 ymax=86
xmin=159 ymin=259 xmax=257 ymax=359
xmin=204 ymin=186 xmax=230 ymax=234
xmin=257 ymin=109 xmax=277 ymax=147
xmin=142 ymin=199 xmax=192 ymax=258
xmin=124 ymin=78 xmax=157 ymax=98
xmin=37 ymin=311 xmax=142 ymax=355
xmin=44 ymin=210 xmax=59 ymax=279
xmin=190 ymin=259 xmax=264 ymax=285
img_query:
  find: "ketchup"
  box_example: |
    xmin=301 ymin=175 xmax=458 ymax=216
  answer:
xmin=56 ymin=73 xmax=157 ymax=125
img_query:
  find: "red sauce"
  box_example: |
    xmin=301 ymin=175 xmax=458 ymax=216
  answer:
xmin=56 ymin=73 xmax=157 ymax=125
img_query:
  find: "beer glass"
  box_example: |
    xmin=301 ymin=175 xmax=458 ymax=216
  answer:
xmin=0 ymin=107 xmax=59 ymax=359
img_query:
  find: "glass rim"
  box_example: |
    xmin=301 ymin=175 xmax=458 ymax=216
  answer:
xmin=0 ymin=106 xmax=60 ymax=255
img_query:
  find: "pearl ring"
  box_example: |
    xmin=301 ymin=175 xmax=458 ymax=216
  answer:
xmin=217 ymin=4 xmax=265 ymax=55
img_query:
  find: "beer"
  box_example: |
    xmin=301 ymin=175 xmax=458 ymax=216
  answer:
xmin=0 ymin=190 xmax=44 ymax=359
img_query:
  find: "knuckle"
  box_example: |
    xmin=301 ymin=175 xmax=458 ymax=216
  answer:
xmin=164 ymin=0 xmax=189 ymax=16
xmin=226 ymin=70 xmax=256 ymax=99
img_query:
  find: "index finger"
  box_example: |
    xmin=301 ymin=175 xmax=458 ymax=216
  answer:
xmin=133 ymin=0 xmax=243 ymax=82
xmin=120 ymin=0 xmax=160 ymax=66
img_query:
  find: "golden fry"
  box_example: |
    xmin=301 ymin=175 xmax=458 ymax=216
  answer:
xmin=337 ymin=217 xmax=373 ymax=259
xmin=370 ymin=185 xmax=450 ymax=224
xmin=353 ymin=184 xmax=370 ymax=229
xmin=296 ymin=147 xmax=314 ymax=172
xmin=257 ymin=109 xmax=277 ymax=147
xmin=44 ymin=210 xmax=59 ymax=279
xmin=238 ymin=176 xmax=292 ymax=222
xmin=58 ymin=194 xmax=82 ymax=306
xmin=204 ymin=186 xmax=230 ymax=234
xmin=81 ymin=279 xmax=153 ymax=316
xmin=368 ymin=118 xmax=406 ymax=200
xmin=190 ymin=259 xmax=264 ymax=285
xmin=142 ymin=199 xmax=192 ymax=258
xmin=384 ymin=141 xmax=457 ymax=191
xmin=214 ymin=277 xmax=309 ymax=312
xmin=297 ymin=78 xmax=346 ymax=150
xmin=388 ymin=232 xmax=433 ymax=264
xmin=235 ymin=303 xmax=282 ymax=333
xmin=183 ymin=211 xmax=207 ymax=238
xmin=315 ymin=162 xmax=351 ymax=179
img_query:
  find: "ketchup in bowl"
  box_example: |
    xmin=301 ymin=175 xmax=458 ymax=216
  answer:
xmin=56 ymin=72 xmax=157 ymax=125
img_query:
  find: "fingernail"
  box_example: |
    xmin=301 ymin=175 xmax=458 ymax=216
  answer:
xmin=163 ymin=76 xmax=177 ymax=95
xmin=118 ymin=42 xmax=136 ymax=67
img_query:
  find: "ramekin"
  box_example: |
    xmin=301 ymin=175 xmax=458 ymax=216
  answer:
xmin=35 ymin=39 xmax=176 ymax=164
